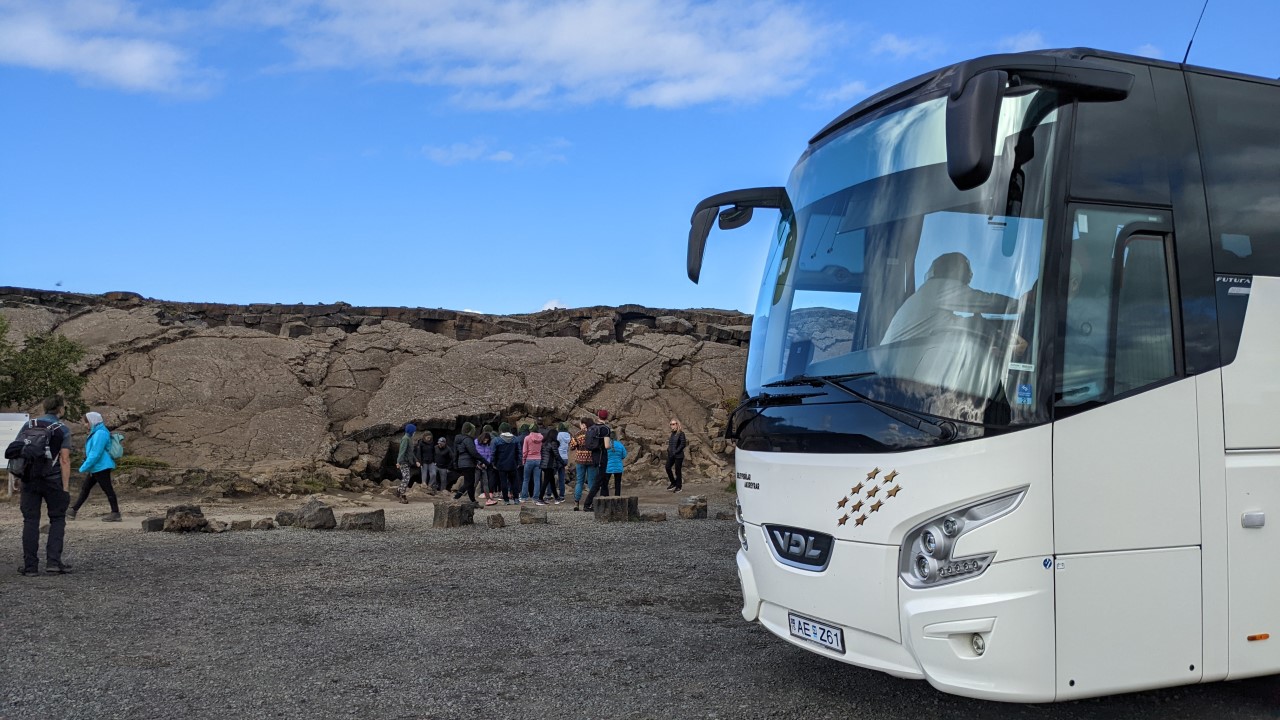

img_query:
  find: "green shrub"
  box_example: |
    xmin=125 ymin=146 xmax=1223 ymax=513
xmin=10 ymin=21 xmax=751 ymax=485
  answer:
xmin=116 ymin=455 xmax=171 ymax=470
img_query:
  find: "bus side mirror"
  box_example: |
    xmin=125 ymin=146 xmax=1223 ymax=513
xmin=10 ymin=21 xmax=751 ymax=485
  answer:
xmin=946 ymin=70 xmax=1007 ymax=191
xmin=687 ymin=187 xmax=790 ymax=284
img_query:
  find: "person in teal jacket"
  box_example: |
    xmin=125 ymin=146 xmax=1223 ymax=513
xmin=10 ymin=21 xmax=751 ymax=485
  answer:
xmin=603 ymin=431 xmax=628 ymax=497
xmin=70 ymin=411 xmax=121 ymax=522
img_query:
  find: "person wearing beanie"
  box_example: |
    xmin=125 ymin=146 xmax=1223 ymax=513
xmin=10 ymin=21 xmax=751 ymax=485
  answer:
xmin=491 ymin=423 xmax=522 ymax=504
xmin=70 ymin=410 xmax=121 ymax=522
xmin=395 ymin=423 xmax=417 ymax=503
xmin=452 ymin=422 xmax=482 ymax=505
xmin=432 ymin=436 xmax=453 ymax=491
xmin=537 ymin=426 xmax=564 ymax=505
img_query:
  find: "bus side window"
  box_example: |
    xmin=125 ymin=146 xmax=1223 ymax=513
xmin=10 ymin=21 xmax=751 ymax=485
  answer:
xmin=1058 ymin=208 xmax=1177 ymax=408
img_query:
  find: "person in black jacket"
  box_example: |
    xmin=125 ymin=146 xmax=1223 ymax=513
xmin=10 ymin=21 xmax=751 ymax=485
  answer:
xmin=413 ymin=431 xmax=436 ymax=493
xmin=432 ymin=437 xmax=453 ymax=491
xmin=492 ymin=423 xmax=522 ymax=504
xmin=666 ymin=418 xmax=687 ymax=492
xmin=452 ymin=422 xmax=483 ymax=505
xmin=537 ymin=427 xmax=565 ymax=505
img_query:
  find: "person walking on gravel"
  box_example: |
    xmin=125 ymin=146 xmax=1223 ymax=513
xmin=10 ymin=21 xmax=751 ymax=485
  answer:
xmin=521 ymin=423 xmax=543 ymax=503
xmin=395 ymin=423 xmax=417 ymax=504
xmin=666 ymin=418 xmax=687 ymax=492
xmin=10 ymin=395 xmax=73 ymax=575
xmin=492 ymin=423 xmax=522 ymax=505
xmin=69 ymin=411 xmax=121 ymax=522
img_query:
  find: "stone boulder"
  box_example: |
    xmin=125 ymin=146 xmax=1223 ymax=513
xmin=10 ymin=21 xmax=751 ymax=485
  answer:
xmin=203 ymin=519 xmax=229 ymax=533
xmin=163 ymin=505 xmax=208 ymax=532
xmin=253 ymin=517 xmax=276 ymax=530
xmin=487 ymin=514 xmax=506 ymax=529
xmin=275 ymin=510 xmax=298 ymax=527
xmin=714 ymin=511 xmax=735 ymax=520
xmin=339 ymin=509 xmax=386 ymax=531
xmin=593 ymin=496 xmax=639 ymax=522
xmin=639 ymin=511 xmax=667 ymax=522
xmin=141 ymin=516 xmax=165 ymax=532
xmin=432 ymin=501 xmax=474 ymax=528
xmin=519 ymin=505 xmax=549 ymax=525
xmin=297 ymin=499 xmax=336 ymax=529
xmin=678 ymin=495 xmax=708 ymax=520
xmin=229 ymin=519 xmax=253 ymax=531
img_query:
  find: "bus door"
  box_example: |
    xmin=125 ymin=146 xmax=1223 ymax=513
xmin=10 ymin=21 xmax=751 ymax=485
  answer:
xmin=1050 ymin=206 xmax=1204 ymax=698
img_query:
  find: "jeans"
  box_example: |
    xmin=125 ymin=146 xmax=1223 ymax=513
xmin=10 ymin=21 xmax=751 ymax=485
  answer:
xmin=430 ymin=465 xmax=449 ymax=490
xmin=573 ymin=461 xmax=591 ymax=502
xmin=73 ymin=470 xmax=119 ymax=514
xmin=420 ymin=463 xmax=434 ymax=487
xmin=21 ymin=477 xmax=69 ymax=570
xmin=666 ymin=456 xmax=684 ymax=489
xmin=522 ymin=461 xmax=541 ymax=500
xmin=583 ymin=465 xmax=612 ymax=509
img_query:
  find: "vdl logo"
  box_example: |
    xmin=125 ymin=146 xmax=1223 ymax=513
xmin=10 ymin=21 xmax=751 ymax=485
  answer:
xmin=772 ymin=529 xmax=823 ymax=561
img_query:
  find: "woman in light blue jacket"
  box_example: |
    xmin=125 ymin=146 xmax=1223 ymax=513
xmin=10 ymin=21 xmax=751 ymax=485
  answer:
xmin=70 ymin=411 xmax=121 ymax=522
xmin=603 ymin=430 xmax=628 ymax=497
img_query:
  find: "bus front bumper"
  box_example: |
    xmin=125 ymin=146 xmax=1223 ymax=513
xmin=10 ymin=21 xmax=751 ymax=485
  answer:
xmin=737 ymin=547 xmax=1056 ymax=702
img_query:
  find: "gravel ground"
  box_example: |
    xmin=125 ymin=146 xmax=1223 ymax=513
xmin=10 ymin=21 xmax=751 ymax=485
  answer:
xmin=1 ymin=486 xmax=1278 ymax=720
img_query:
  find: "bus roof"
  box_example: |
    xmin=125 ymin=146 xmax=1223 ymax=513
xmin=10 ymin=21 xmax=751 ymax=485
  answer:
xmin=811 ymin=47 xmax=1280 ymax=147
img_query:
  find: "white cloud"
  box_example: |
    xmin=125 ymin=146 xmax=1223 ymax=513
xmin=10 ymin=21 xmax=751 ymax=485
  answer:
xmin=239 ymin=0 xmax=825 ymax=109
xmin=1133 ymin=43 xmax=1163 ymax=59
xmin=423 ymin=137 xmax=570 ymax=166
xmin=815 ymin=80 xmax=870 ymax=107
xmin=541 ymin=299 xmax=567 ymax=310
xmin=872 ymin=33 xmax=939 ymax=60
xmin=0 ymin=0 xmax=211 ymax=94
xmin=997 ymin=31 xmax=1045 ymax=53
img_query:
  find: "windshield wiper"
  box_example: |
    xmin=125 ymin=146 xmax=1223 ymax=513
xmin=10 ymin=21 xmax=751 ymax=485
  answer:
xmin=767 ymin=374 xmax=958 ymax=442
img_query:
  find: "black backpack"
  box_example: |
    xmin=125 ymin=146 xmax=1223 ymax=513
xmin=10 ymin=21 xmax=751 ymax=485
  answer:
xmin=5 ymin=420 xmax=64 ymax=480
xmin=585 ymin=423 xmax=611 ymax=451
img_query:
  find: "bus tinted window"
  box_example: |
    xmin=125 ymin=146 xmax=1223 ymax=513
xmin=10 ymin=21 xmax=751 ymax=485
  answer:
xmin=1189 ymin=73 xmax=1280 ymax=275
xmin=1071 ymin=61 xmax=1170 ymax=206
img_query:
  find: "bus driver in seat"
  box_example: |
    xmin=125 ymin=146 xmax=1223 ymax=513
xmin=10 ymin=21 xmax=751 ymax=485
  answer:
xmin=880 ymin=252 xmax=1026 ymax=354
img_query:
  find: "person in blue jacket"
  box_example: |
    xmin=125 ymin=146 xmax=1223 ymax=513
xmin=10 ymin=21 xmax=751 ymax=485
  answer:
xmin=70 ymin=411 xmax=121 ymax=522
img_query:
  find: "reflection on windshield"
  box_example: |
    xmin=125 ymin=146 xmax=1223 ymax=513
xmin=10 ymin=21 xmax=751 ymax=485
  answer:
xmin=745 ymin=90 xmax=1059 ymax=427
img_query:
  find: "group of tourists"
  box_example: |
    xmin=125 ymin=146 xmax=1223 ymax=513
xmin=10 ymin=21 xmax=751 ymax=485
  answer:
xmin=393 ymin=411 xmax=689 ymax=512
xmin=8 ymin=395 xmax=123 ymax=576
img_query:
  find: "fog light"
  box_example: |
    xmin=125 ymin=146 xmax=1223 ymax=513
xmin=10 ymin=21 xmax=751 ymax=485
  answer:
xmin=914 ymin=554 xmax=930 ymax=580
xmin=971 ymin=633 xmax=986 ymax=656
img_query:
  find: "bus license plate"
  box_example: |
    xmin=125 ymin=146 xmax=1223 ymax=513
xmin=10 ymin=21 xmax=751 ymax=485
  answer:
xmin=788 ymin=613 xmax=845 ymax=654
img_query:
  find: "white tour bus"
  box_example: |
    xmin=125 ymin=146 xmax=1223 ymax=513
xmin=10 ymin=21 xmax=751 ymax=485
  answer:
xmin=686 ymin=49 xmax=1280 ymax=702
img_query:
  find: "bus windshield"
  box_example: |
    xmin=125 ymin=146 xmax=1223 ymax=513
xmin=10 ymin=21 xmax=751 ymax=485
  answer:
xmin=746 ymin=89 xmax=1060 ymax=427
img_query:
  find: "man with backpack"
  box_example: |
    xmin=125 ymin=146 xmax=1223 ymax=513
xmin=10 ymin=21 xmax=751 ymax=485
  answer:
xmin=7 ymin=396 xmax=74 ymax=575
xmin=581 ymin=411 xmax=612 ymax=512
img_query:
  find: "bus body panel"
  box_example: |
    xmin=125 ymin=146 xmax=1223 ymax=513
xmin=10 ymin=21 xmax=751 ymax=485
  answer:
xmin=1225 ymin=450 xmax=1280 ymax=678
xmin=1196 ymin=370 xmax=1230 ymax=683
xmin=1053 ymin=546 xmax=1203 ymax=699
xmin=1051 ymin=378 xmax=1202 ymax=555
xmin=1222 ymin=277 xmax=1280 ymax=450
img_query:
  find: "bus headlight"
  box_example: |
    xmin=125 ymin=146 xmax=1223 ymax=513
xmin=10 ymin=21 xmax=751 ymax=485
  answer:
xmin=899 ymin=488 xmax=1026 ymax=589
xmin=735 ymin=499 xmax=748 ymax=551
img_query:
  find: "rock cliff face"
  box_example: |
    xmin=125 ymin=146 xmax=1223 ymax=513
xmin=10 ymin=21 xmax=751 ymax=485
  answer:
xmin=1 ymin=287 xmax=750 ymax=492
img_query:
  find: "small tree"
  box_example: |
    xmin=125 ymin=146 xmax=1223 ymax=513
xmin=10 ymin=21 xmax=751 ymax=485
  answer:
xmin=0 ymin=315 xmax=89 ymax=415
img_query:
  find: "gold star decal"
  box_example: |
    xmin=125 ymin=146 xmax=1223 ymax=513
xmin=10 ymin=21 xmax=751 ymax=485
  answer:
xmin=837 ymin=514 xmax=849 ymax=526
xmin=886 ymin=485 xmax=901 ymax=498
xmin=855 ymin=514 xmax=867 ymax=526
xmin=867 ymin=485 xmax=880 ymax=498
xmin=884 ymin=470 xmax=899 ymax=484
xmin=851 ymin=482 xmax=864 ymax=495
xmin=837 ymin=497 xmax=848 ymax=509
xmin=870 ymin=500 xmax=884 ymax=513
xmin=851 ymin=500 xmax=863 ymax=513
xmin=866 ymin=467 xmax=881 ymax=481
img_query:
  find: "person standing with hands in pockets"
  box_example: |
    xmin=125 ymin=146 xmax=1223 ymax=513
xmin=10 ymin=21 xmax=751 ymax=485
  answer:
xmin=666 ymin=418 xmax=687 ymax=492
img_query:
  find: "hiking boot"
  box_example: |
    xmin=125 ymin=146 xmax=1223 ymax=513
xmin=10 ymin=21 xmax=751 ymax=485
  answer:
xmin=399 ymin=495 xmax=409 ymax=505
xmin=67 ymin=507 xmax=78 ymax=520
xmin=46 ymin=562 xmax=72 ymax=575
xmin=573 ymin=504 xmax=580 ymax=511
xmin=102 ymin=512 xmax=122 ymax=522
xmin=17 ymin=566 xmax=39 ymax=577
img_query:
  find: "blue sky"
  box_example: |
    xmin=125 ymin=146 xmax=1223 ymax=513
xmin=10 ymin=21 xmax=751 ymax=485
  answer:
xmin=2 ymin=0 xmax=1276 ymax=315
